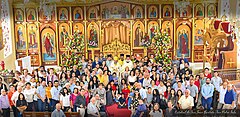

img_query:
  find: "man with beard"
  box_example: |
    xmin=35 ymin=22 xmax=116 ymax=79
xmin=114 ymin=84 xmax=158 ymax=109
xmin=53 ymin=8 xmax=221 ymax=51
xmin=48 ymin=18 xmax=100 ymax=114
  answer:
xmin=122 ymin=55 xmax=133 ymax=71
xmin=118 ymin=54 xmax=125 ymax=66
xmin=110 ymin=56 xmax=121 ymax=78
xmin=201 ymin=78 xmax=214 ymax=111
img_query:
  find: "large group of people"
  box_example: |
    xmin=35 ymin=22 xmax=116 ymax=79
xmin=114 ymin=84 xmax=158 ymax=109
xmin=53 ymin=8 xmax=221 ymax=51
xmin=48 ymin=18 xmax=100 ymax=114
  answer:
xmin=0 ymin=53 xmax=239 ymax=117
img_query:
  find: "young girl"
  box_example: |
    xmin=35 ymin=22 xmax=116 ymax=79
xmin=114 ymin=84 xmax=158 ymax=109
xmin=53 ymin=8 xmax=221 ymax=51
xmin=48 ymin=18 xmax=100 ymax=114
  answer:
xmin=60 ymin=87 xmax=71 ymax=112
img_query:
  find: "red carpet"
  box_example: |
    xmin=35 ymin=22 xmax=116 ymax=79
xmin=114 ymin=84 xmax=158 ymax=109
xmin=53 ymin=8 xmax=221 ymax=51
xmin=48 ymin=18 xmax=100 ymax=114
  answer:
xmin=105 ymin=103 xmax=132 ymax=117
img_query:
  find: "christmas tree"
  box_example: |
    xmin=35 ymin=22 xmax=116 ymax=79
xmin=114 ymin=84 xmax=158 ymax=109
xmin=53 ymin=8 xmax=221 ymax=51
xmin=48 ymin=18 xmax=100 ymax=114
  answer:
xmin=61 ymin=31 xmax=85 ymax=69
xmin=153 ymin=32 xmax=172 ymax=71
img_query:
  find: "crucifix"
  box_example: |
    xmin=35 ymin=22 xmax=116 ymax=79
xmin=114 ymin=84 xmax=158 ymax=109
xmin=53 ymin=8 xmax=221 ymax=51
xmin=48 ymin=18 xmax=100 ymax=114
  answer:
xmin=226 ymin=58 xmax=235 ymax=68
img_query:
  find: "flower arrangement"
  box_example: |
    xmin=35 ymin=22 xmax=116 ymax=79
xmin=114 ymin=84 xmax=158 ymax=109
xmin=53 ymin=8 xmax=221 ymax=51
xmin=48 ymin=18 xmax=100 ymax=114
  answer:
xmin=61 ymin=31 xmax=85 ymax=69
xmin=153 ymin=32 xmax=172 ymax=71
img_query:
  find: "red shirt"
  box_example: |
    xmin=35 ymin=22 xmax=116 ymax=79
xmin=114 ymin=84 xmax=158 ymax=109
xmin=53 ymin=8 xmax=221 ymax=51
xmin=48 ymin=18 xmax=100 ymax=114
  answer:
xmin=111 ymin=85 xmax=116 ymax=91
xmin=8 ymin=91 xmax=15 ymax=106
xmin=122 ymin=88 xmax=130 ymax=99
xmin=164 ymin=92 xmax=170 ymax=99
xmin=194 ymin=80 xmax=200 ymax=91
xmin=204 ymin=73 xmax=212 ymax=79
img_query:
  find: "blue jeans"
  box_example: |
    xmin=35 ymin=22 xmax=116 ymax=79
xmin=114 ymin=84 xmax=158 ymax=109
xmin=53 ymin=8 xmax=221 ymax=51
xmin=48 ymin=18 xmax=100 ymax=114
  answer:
xmin=202 ymin=97 xmax=212 ymax=111
xmin=37 ymin=99 xmax=46 ymax=112
xmin=51 ymin=99 xmax=59 ymax=111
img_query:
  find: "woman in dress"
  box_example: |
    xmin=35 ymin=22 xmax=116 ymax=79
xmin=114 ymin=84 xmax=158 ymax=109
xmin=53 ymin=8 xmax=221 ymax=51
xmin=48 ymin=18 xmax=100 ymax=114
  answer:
xmin=46 ymin=81 xmax=53 ymax=112
xmin=152 ymin=89 xmax=160 ymax=106
xmin=128 ymin=70 xmax=137 ymax=86
xmin=167 ymin=88 xmax=177 ymax=108
xmin=105 ymin=84 xmax=114 ymax=105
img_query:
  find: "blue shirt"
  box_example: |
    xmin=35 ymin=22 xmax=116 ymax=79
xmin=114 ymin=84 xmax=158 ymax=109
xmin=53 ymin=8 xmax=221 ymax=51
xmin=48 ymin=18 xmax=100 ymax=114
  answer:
xmin=51 ymin=86 xmax=62 ymax=101
xmin=37 ymin=85 xmax=46 ymax=99
xmin=112 ymin=76 xmax=118 ymax=85
xmin=70 ymin=84 xmax=75 ymax=93
xmin=135 ymin=104 xmax=147 ymax=116
xmin=201 ymin=83 xmax=214 ymax=99
xmin=224 ymin=89 xmax=235 ymax=104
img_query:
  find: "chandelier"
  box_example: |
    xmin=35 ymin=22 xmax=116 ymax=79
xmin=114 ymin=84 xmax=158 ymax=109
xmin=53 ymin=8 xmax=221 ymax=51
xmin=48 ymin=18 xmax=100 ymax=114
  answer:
xmin=174 ymin=0 xmax=190 ymax=12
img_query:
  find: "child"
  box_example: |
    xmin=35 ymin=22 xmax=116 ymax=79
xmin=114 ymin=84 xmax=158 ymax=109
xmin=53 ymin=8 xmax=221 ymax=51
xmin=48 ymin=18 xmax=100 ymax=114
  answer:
xmin=118 ymin=93 xmax=126 ymax=108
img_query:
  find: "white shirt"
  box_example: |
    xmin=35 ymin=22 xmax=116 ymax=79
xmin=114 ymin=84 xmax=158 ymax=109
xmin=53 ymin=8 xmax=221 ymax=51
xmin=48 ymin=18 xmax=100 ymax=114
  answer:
xmin=20 ymin=75 xmax=32 ymax=82
xmin=23 ymin=88 xmax=35 ymax=102
xmin=143 ymin=78 xmax=152 ymax=88
xmin=128 ymin=76 xmax=137 ymax=83
xmin=219 ymin=86 xmax=227 ymax=104
xmin=178 ymin=95 xmax=194 ymax=109
xmin=158 ymin=85 xmax=166 ymax=95
xmin=139 ymin=88 xmax=147 ymax=99
xmin=11 ymin=91 xmax=23 ymax=104
xmin=87 ymin=102 xmax=99 ymax=115
xmin=60 ymin=94 xmax=70 ymax=107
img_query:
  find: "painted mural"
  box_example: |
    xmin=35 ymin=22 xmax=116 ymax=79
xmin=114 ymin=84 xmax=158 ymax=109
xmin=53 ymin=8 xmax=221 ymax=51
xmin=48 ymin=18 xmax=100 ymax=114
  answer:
xmin=12 ymin=1 xmax=219 ymax=66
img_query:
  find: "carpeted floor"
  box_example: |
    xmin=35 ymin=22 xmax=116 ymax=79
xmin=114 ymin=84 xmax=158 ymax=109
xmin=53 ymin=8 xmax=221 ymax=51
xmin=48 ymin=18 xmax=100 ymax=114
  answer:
xmin=105 ymin=103 xmax=132 ymax=117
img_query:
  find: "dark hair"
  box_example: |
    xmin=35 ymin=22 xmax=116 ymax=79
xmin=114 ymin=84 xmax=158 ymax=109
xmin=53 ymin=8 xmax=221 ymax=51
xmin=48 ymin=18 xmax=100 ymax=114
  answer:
xmin=25 ymin=82 xmax=31 ymax=86
xmin=47 ymin=81 xmax=53 ymax=87
xmin=204 ymin=67 xmax=209 ymax=70
xmin=61 ymin=87 xmax=69 ymax=96
xmin=60 ymin=73 xmax=67 ymax=80
xmin=177 ymin=89 xmax=183 ymax=97
xmin=153 ymin=89 xmax=159 ymax=96
xmin=73 ymin=88 xmax=79 ymax=94
xmin=54 ymin=80 xmax=58 ymax=83
xmin=18 ymin=93 xmax=25 ymax=100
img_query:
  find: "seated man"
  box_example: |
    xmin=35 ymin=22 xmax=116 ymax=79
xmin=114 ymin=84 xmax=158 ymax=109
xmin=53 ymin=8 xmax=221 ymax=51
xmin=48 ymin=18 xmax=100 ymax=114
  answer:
xmin=51 ymin=103 xmax=66 ymax=117
xmin=178 ymin=89 xmax=194 ymax=110
xmin=133 ymin=99 xmax=147 ymax=117
xmin=118 ymin=93 xmax=126 ymax=108
xmin=87 ymin=97 xmax=100 ymax=117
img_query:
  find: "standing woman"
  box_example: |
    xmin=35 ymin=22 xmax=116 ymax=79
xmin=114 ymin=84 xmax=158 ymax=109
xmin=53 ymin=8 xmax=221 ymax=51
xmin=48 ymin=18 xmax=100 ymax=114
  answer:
xmin=32 ymin=69 xmax=40 ymax=83
xmin=105 ymin=84 xmax=114 ymax=105
xmin=59 ymin=73 xmax=68 ymax=87
xmin=46 ymin=81 xmax=53 ymax=112
xmin=152 ymin=89 xmax=160 ymax=106
xmin=128 ymin=70 xmax=137 ymax=86
xmin=70 ymin=88 xmax=79 ymax=112
xmin=60 ymin=87 xmax=71 ymax=112
xmin=16 ymin=93 xmax=27 ymax=117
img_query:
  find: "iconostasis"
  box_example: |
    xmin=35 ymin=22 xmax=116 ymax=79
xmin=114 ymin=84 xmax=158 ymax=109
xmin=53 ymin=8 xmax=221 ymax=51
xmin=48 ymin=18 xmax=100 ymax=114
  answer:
xmin=13 ymin=1 xmax=218 ymax=66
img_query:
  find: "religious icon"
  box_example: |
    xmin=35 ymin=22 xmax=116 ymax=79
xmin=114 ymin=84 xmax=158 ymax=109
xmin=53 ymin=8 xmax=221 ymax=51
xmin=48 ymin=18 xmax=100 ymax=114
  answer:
xmin=15 ymin=9 xmax=23 ymax=21
xmin=165 ymin=8 xmax=170 ymax=17
xmin=208 ymin=5 xmax=216 ymax=17
xmin=16 ymin=26 xmax=26 ymax=50
xmin=41 ymin=28 xmax=56 ymax=62
xmin=101 ymin=2 xmax=130 ymax=19
xmin=162 ymin=21 xmax=173 ymax=45
xmin=134 ymin=23 xmax=143 ymax=47
xmin=196 ymin=5 xmax=203 ymax=17
xmin=180 ymin=8 xmax=188 ymax=17
xmin=149 ymin=22 xmax=158 ymax=40
xmin=176 ymin=25 xmax=191 ymax=58
xmin=102 ymin=6 xmax=110 ymax=19
xmin=89 ymin=7 xmax=97 ymax=19
xmin=60 ymin=26 xmax=69 ymax=46
xmin=136 ymin=8 xmax=142 ymax=18
xmin=88 ymin=24 xmax=98 ymax=48
xmin=27 ymin=9 xmax=35 ymax=21
xmin=149 ymin=6 xmax=157 ymax=18
xmin=75 ymin=10 xmax=81 ymax=20
xmin=28 ymin=25 xmax=38 ymax=48
xmin=73 ymin=23 xmax=84 ymax=36
xmin=194 ymin=20 xmax=204 ymax=45
xmin=59 ymin=8 xmax=68 ymax=20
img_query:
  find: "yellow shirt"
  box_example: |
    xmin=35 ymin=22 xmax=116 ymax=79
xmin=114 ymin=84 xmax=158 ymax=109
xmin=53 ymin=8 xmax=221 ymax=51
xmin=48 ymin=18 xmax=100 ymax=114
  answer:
xmin=97 ymin=74 xmax=104 ymax=83
xmin=46 ymin=86 xmax=52 ymax=99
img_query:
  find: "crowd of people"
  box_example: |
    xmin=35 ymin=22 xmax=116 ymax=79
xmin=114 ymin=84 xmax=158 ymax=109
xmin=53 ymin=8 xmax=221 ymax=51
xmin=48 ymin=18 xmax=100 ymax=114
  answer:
xmin=0 ymin=53 xmax=239 ymax=117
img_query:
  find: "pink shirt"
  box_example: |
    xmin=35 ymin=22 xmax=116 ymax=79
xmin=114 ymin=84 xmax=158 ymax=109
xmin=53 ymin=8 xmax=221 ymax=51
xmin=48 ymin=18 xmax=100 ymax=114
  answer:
xmin=70 ymin=93 xmax=78 ymax=105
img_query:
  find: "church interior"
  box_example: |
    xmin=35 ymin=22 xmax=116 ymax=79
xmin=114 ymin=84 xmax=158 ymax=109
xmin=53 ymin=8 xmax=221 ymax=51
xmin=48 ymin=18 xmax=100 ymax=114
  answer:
xmin=0 ymin=0 xmax=240 ymax=116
